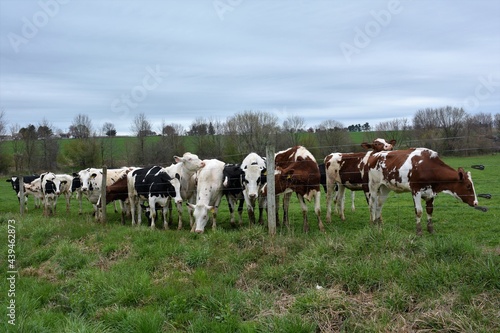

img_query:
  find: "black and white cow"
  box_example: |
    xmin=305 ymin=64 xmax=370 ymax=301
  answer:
xmin=222 ymin=163 xmax=245 ymax=226
xmin=127 ymin=166 xmax=182 ymax=229
xmin=6 ymin=175 xmax=41 ymax=210
xmin=240 ymin=153 xmax=267 ymax=224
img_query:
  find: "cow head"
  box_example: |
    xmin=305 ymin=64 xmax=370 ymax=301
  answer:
xmin=174 ymin=152 xmax=205 ymax=173
xmin=6 ymin=177 xmax=19 ymax=193
xmin=77 ymin=169 xmax=100 ymax=192
xmin=361 ymin=138 xmax=396 ymax=152
xmin=444 ymin=167 xmax=478 ymax=208
xmin=187 ymin=202 xmax=214 ymax=233
xmin=242 ymin=163 xmax=266 ymax=199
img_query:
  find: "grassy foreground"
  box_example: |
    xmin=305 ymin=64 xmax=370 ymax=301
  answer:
xmin=1 ymin=154 xmax=499 ymax=332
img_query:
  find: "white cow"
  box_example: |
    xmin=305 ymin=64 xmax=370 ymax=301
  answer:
xmin=188 ymin=159 xmax=225 ymax=233
xmin=240 ymin=153 xmax=267 ymax=224
xmin=163 ymin=152 xmax=206 ymax=230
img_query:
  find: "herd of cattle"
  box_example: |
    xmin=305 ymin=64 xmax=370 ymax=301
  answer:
xmin=6 ymin=138 xmax=483 ymax=235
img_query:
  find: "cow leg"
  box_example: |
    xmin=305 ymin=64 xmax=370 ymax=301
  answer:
xmin=176 ymin=201 xmax=184 ymax=230
xmin=227 ymin=195 xmax=236 ymax=226
xmin=325 ymin=179 xmax=336 ymax=224
xmin=425 ymin=198 xmax=434 ymax=234
xmin=245 ymin=194 xmax=257 ymax=225
xmin=314 ymin=190 xmax=324 ymax=232
xmin=375 ymin=187 xmax=390 ymax=225
xmin=297 ymin=194 xmax=310 ymax=233
xmin=282 ymin=192 xmax=292 ymax=229
xmin=129 ymin=196 xmax=137 ymax=226
xmin=336 ymin=185 xmax=347 ymax=220
xmin=237 ymin=198 xmax=244 ymax=225
xmin=113 ymin=201 xmax=118 ymax=213
xmin=167 ymin=197 xmax=173 ymax=226
xmin=413 ymin=193 xmax=424 ymax=235
xmin=163 ymin=205 xmax=169 ymax=230
xmin=350 ymin=190 xmax=356 ymax=212
xmin=78 ymin=191 xmax=83 ymax=214
xmin=257 ymin=196 xmax=266 ymax=225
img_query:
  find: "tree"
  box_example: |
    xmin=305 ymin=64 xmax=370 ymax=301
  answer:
xmin=373 ymin=118 xmax=411 ymax=148
xmin=225 ymin=110 xmax=279 ymax=155
xmin=413 ymin=106 xmax=467 ymax=154
xmin=315 ymin=119 xmax=353 ymax=156
xmin=155 ymin=122 xmax=186 ymax=164
xmin=131 ymin=113 xmax=153 ymax=164
xmin=37 ymin=119 xmax=59 ymax=170
xmin=282 ymin=115 xmax=306 ymax=147
xmin=19 ymin=124 xmax=38 ymax=171
xmin=0 ymin=110 xmax=9 ymax=173
xmin=70 ymin=114 xmax=93 ymax=139
xmin=103 ymin=122 xmax=117 ymax=137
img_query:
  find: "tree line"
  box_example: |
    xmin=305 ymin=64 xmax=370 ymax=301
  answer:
xmin=0 ymin=107 xmax=499 ymax=174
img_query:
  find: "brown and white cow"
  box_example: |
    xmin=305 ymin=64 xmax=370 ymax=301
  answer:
xmin=262 ymin=146 xmax=324 ymax=233
xmin=364 ymin=148 xmax=479 ymax=235
xmin=97 ymin=173 xmax=130 ymax=224
xmin=324 ymin=138 xmax=396 ymax=222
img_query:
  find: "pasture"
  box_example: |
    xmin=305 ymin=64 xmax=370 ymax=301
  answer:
xmin=1 ymin=154 xmax=499 ymax=332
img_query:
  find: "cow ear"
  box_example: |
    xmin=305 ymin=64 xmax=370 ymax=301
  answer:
xmin=174 ymin=156 xmax=182 ymax=163
xmin=457 ymin=167 xmax=465 ymax=181
xmin=186 ymin=202 xmax=195 ymax=209
xmin=208 ymin=205 xmax=215 ymax=213
xmin=361 ymin=142 xmax=372 ymax=150
xmin=90 ymin=173 xmax=98 ymax=179
xmin=175 ymin=173 xmax=181 ymax=180
xmin=72 ymin=172 xmax=79 ymax=177
xmin=389 ymin=139 xmax=397 ymax=145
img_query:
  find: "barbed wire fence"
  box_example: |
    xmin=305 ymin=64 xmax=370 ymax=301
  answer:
xmin=3 ymin=133 xmax=499 ymax=229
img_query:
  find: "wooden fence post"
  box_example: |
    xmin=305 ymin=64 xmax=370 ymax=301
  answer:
xmin=100 ymin=166 xmax=107 ymax=223
xmin=19 ymin=176 xmax=25 ymax=216
xmin=266 ymin=145 xmax=276 ymax=236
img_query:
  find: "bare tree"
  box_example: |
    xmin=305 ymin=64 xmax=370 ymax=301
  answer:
xmin=131 ymin=112 xmax=153 ymax=164
xmin=282 ymin=115 xmax=306 ymax=147
xmin=413 ymin=106 xmax=467 ymax=153
xmin=315 ymin=119 xmax=353 ymax=156
xmin=103 ymin=122 xmax=117 ymax=137
xmin=373 ymin=118 xmax=411 ymax=148
xmin=155 ymin=121 xmax=186 ymax=164
xmin=38 ymin=118 xmax=59 ymax=170
xmin=70 ymin=114 xmax=93 ymax=139
xmin=0 ymin=110 xmax=9 ymax=172
xmin=225 ymin=110 xmax=279 ymax=155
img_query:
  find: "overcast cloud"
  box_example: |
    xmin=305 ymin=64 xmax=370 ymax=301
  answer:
xmin=1 ymin=0 xmax=499 ymax=135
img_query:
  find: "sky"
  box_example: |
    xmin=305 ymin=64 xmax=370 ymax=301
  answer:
xmin=1 ymin=0 xmax=499 ymax=136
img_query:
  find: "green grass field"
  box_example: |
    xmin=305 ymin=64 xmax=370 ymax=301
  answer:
xmin=1 ymin=154 xmax=499 ymax=332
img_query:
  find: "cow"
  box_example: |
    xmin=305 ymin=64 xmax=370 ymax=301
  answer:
xmin=262 ymin=146 xmax=324 ymax=233
xmin=55 ymin=174 xmax=75 ymax=213
xmin=23 ymin=176 xmax=45 ymax=210
xmin=6 ymin=175 xmax=41 ymax=210
xmin=240 ymin=153 xmax=267 ymax=225
xmin=222 ymin=163 xmax=245 ymax=226
xmin=73 ymin=167 xmax=130 ymax=219
xmin=364 ymin=148 xmax=479 ymax=235
xmin=41 ymin=172 xmax=68 ymax=216
xmin=188 ymin=159 xmax=225 ymax=233
xmin=324 ymin=138 xmax=396 ymax=223
xmin=97 ymin=173 xmax=130 ymax=224
xmin=163 ymin=152 xmax=206 ymax=230
xmin=127 ymin=166 xmax=181 ymax=229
